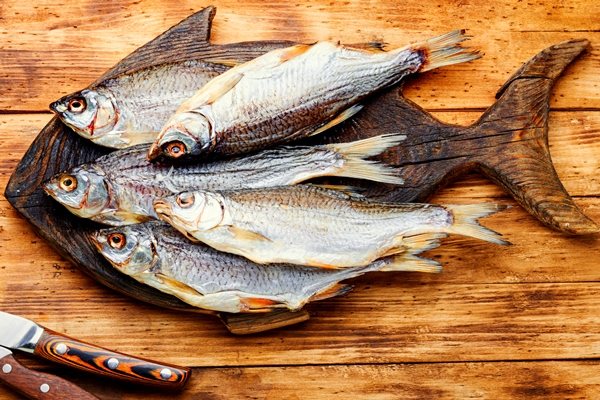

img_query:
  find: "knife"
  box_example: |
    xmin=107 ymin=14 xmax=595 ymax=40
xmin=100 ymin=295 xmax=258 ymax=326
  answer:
xmin=0 ymin=311 xmax=190 ymax=388
xmin=0 ymin=346 xmax=100 ymax=399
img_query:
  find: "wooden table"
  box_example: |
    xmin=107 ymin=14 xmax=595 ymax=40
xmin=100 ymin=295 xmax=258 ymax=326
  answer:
xmin=1 ymin=1 xmax=599 ymax=398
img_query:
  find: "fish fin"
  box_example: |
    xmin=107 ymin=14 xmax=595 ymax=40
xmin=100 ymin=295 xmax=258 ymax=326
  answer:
xmin=228 ymin=226 xmax=273 ymax=243
xmin=402 ymin=232 xmax=447 ymax=253
xmin=111 ymin=211 xmax=155 ymax=225
xmin=379 ymin=246 xmax=406 ymax=257
xmin=443 ymin=203 xmax=511 ymax=246
xmin=239 ymin=297 xmax=286 ymax=312
xmin=409 ymin=30 xmax=482 ymax=73
xmin=381 ymin=254 xmax=443 ymax=274
xmin=329 ymin=134 xmax=407 ymax=158
xmin=343 ymin=41 xmax=387 ymax=53
xmin=327 ymin=134 xmax=406 ymax=185
xmin=153 ymin=273 xmax=203 ymax=298
xmin=180 ymin=70 xmax=245 ymax=110
xmin=278 ymin=44 xmax=313 ymax=63
xmin=309 ymin=284 xmax=353 ymax=302
xmin=308 ymin=184 xmax=365 ymax=197
xmin=309 ymin=104 xmax=364 ymax=137
xmin=202 ymin=58 xmax=241 ymax=67
xmin=119 ymin=131 xmax=160 ymax=147
xmin=379 ymin=232 xmax=446 ymax=273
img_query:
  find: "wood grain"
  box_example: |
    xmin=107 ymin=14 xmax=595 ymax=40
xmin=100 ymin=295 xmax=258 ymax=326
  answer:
xmin=0 ymin=1 xmax=599 ymax=111
xmin=1 ymin=1 xmax=600 ymax=399
xmin=1 ymin=360 xmax=600 ymax=399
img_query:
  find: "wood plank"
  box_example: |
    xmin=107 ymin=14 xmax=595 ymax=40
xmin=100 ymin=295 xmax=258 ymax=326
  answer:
xmin=3 ymin=267 xmax=600 ymax=366
xmin=0 ymin=1 xmax=599 ymax=111
xmin=1 ymin=360 xmax=600 ymax=399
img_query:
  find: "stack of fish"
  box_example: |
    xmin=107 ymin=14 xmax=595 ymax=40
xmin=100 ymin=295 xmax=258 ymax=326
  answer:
xmin=44 ymin=30 xmax=509 ymax=314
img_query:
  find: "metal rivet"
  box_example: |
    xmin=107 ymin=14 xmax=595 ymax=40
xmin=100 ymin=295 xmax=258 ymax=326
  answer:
xmin=40 ymin=383 xmax=50 ymax=393
xmin=107 ymin=358 xmax=119 ymax=370
xmin=160 ymin=368 xmax=172 ymax=380
xmin=56 ymin=343 xmax=68 ymax=355
xmin=2 ymin=364 xmax=12 ymax=374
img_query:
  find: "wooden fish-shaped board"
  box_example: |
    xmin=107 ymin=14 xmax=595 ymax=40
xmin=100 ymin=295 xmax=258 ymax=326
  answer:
xmin=4 ymin=6 xmax=597 ymax=333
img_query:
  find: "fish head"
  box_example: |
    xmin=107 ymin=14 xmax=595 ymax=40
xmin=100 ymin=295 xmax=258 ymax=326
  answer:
xmin=43 ymin=164 xmax=116 ymax=220
xmin=50 ymin=89 xmax=119 ymax=142
xmin=90 ymin=224 xmax=158 ymax=275
xmin=147 ymin=112 xmax=212 ymax=161
xmin=154 ymin=191 xmax=227 ymax=238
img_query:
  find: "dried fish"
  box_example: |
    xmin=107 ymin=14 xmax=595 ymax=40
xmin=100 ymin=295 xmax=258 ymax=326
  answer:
xmin=43 ymin=135 xmax=404 ymax=225
xmin=91 ymin=221 xmax=443 ymax=313
xmin=155 ymin=185 xmax=510 ymax=269
xmin=148 ymin=30 xmax=480 ymax=161
xmin=50 ymin=61 xmax=230 ymax=148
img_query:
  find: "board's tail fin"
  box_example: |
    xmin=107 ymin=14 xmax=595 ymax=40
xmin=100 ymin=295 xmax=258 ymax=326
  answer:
xmin=380 ymin=232 xmax=447 ymax=273
xmin=327 ymin=134 xmax=406 ymax=185
xmin=411 ymin=30 xmax=482 ymax=73
xmin=444 ymin=203 xmax=511 ymax=246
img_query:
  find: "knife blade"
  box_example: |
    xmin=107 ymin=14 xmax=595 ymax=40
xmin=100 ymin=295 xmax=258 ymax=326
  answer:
xmin=0 ymin=346 xmax=100 ymax=399
xmin=0 ymin=311 xmax=190 ymax=388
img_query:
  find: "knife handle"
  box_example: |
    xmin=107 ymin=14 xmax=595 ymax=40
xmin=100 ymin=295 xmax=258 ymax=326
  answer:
xmin=0 ymin=353 xmax=100 ymax=400
xmin=33 ymin=329 xmax=190 ymax=388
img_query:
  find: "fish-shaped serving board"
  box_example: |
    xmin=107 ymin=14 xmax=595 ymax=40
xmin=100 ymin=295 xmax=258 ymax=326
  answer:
xmin=5 ymin=6 xmax=597 ymax=333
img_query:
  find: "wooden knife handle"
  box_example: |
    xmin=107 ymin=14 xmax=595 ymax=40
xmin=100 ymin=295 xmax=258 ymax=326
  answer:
xmin=0 ymin=353 xmax=100 ymax=400
xmin=33 ymin=329 xmax=190 ymax=388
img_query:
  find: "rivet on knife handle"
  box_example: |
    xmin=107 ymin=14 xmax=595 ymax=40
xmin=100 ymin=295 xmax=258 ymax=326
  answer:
xmin=34 ymin=328 xmax=191 ymax=388
xmin=0 ymin=352 xmax=100 ymax=400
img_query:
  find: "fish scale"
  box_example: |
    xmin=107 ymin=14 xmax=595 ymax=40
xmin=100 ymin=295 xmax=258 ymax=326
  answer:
xmin=50 ymin=60 xmax=230 ymax=148
xmin=150 ymin=31 xmax=480 ymax=161
xmin=155 ymin=185 xmax=508 ymax=269
xmin=91 ymin=221 xmax=442 ymax=313
xmin=44 ymin=135 xmax=405 ymax=226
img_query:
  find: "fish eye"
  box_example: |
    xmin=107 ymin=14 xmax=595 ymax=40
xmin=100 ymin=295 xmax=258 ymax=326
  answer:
xmin=108 ymin=233 xmax=126 ymax=250
xmin=68 ymin=98 xmax=87 ymax=114
xmin=163 ymin=141 xmax=187 ymax=158
xmin=58 ymin=175 xmax=77 ymax=192
xmin=176 ymin=192 xmax=195 ymax=208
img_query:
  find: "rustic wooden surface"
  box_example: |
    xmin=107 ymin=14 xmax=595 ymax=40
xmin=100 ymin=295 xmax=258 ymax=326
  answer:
xmin=1 ymin=1 xmax=600 ymax=399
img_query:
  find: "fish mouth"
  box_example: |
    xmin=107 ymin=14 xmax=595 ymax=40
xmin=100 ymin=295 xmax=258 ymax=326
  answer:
xmin=147 ymin=142 xmax=162 ymax=161
xmin=88 ymin=231 xmax=103 ymax=251
xmin=49 ymin=101 xmax=67 ymax=114
xmin=41 ymin=180 xmax=58 ymax=198
xmin=153 ymin=201 xmax=173 ymax=224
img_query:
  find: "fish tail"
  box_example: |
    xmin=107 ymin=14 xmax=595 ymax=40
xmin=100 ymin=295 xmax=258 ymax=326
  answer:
xmin=327 ymin=134 xmax=406 ymax=185
xmin=379 ymin=232 xmax=447 ymax=273
xmin=411 ymin=30 xmax=482 ymax=73
xmin=443 ymin=203 xmax=511 ymax=246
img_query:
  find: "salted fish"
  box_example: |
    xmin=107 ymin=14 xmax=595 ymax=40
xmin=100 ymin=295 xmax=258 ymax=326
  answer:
xmin=154 ymin=185 xmax=510 ymax=269
xmin=43 ymin=135 xmax=404 ymax=226
xmin=50 ymin=60 xmax=230 ymax=148
xmin=91 ymin=221 xmax=443 ymax=313
xmin=148 ymin=30 xmax=480 ymax=161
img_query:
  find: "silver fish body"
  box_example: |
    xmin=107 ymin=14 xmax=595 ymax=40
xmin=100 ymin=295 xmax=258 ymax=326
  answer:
xmin=90 ymin=221 xmax=442 ymax=313
xmin=155 ymin=185 xmax=509 ymax=269
xmin=149 ymin=30 xmax=480 ymax=161
xmin=50 ymin=61 xmax=230 ymax=148
xmin=43 ymin=135 xmax=404 ymax=226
